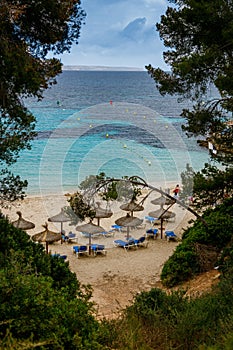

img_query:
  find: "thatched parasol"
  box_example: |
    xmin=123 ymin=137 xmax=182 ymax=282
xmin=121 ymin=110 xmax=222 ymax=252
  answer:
xmin=93 ymin=202 xmax=113 ymax=225
xmin=48 ymin=208 xmax=71 ymax=233
xmin=76 ymin=222 xmax=105 ymax=254
xmin=115 ymin=213 xmax=143 ymax=239
xmin=149 ymin=209 xmax=176 ymax=220
xmin=149 ymin=207 xmax=176 ymax=239
xmin=120 ymin=200 xmax=144 ymax=217
xmin=32 ymin=222 xmax=61 ymax=253
xmin=151 ymin=196 xmax=175 ymax=206
xmin=12 ymin=211 xmax=35 ymax=230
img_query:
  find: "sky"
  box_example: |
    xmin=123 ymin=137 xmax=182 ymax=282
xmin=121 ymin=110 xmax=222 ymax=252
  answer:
xmin=60 ymin=0 xmax=170 ymax=70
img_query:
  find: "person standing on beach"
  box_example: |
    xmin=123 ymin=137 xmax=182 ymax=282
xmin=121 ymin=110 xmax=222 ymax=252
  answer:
xmin=173 ymin=184 xmax=180 ymax=198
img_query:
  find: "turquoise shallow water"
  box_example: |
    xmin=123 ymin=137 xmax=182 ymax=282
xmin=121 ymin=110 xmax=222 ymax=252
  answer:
xmin=10 ymin=71 xmax=211 ymax=194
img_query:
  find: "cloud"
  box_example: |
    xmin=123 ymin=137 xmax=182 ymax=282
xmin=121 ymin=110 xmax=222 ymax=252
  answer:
xmin=120 ymin=17 xmax=155 ymax=42
xmin=60 ymin=0 xmax=169 ymax=68
xmin=121 ymin=17 xmax=147 ymax=40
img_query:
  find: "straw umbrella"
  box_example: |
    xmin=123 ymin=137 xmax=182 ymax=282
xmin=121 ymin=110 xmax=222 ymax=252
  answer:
xmin=115 ymin=213 xmax=143 ymax=239
xmin=48 ymin=208 xmax=71 ymax=234
xmin=12 ymin=211 xmax=35 ymax=230
xmin=76 ymin=222 xmax=105 ymax=255
xmin=93 ymin=202 xmax=113 ymax=226
xmin=120 ymin=200 xmax=144 ymax=217
xmin=149 ymin=208 xmax=176 ymax=220
xmin=32 ymin=223 xmax=61 ymax=253
xmin=149 ymin=206 xmax=176 ymax=239
xmin=150 ymin=196 xmax=175 ymax=206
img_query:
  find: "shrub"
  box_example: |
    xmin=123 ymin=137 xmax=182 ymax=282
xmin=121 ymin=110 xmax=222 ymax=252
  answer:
xmin=0 ymin=216 xmax=106 ymax=349
xmin=161 ymin=243 xmax=199 ymax=287
xmin=110 ymin=264 xmax=233 ymax=350
xmin=161 ymin=200 xmax=233 ymax=287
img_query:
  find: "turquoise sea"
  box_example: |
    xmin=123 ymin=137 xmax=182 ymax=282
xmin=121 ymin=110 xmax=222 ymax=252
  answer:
xmin=11 ymin=71 xmax=211 ymax=195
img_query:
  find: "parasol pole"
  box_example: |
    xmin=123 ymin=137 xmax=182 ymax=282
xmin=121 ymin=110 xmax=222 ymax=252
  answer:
xmin=60 ymin=221 xmax=63 ymax=244
xmin=89 ymin=233 xmax=92 ymax=255
xmin=160 ymin=218 xmax=164 ymax=239
xmin=127 ymin=227 xmax=130 ymax=240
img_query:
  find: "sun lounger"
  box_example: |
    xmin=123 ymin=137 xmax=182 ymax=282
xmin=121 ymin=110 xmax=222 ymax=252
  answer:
xmin=146 ymin=228 xmax=158 ymax=239
xmin=60 ymin=255 xmax=67 ymax=260
xmin=79 ymin=232 xmax=90 ymax=238
xmin=145 ymin=216 xmax=157 ymax=224
xmin=80 ymin=232 xmax=100 ymax=239
xmin=134 ymin=236 xmax=148 ymax=248
xmin=61 ymin=234 xmax=69 ymax=243
xmin=67 ymin=232 xmax=78 ymax=243
xmin=91 ymin=244 xmax=107 ymax=256
xmin=51 ymin=253 xmax=68 ymax=260
xmin=113 ymin=239 xmax=137 ymax=251
xmin=51 ymin=253 xmax=61 ymax=257
xmin=111 ymin=224 xmax=123 ymax=232
xmin=137 ymin=223 xmax=146 ymax=229
xmin=99 ymin=230 xmax=115 ymax=238
xmin=165 ymin=231 xmax=178 ymax=242
xmin=72 ymin=245 xmax=88 ymax=258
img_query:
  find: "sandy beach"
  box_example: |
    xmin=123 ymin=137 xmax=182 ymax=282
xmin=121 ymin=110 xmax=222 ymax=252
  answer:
xmin=2 ymin=185 xmax=195 ymax=319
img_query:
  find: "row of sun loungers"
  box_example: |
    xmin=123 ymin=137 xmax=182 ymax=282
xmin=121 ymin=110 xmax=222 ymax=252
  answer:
xmin=146 ymin=228 xmax=178 ymax=241
xmin=72 ymin=244 xmax=107 ymax=258
xmin=113 ymin=236 xmax=148 ymax=250
xmin=71 ymin=230 xmax=178 ymax=258
xmin=146 ymin=228 xmax=159 ymax=239
xmin=113 ymin=230 xmax=177 ymax=250
xmin=72 ymin=236 xmax=148 ymax=257
xmin=79 ymin=230 xmax=115 ymax=239
xmin=62 ymin=224 xmax=177 ymax=244
xmin=67 ymin=228 xmax=176 ymax=244
xmin=62 ymin=230 xmax=116 ymax=243
xmin=77 ymin=228 xmax=175 ymax=242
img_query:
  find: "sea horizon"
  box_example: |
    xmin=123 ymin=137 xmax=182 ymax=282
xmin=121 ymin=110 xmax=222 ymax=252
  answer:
xmin=62 ymin=65 xmax=145 ymax=71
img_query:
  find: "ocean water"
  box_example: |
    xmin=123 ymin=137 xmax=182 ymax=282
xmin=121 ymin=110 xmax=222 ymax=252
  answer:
xmin=10 ymin=71 xmax=211 ymax=195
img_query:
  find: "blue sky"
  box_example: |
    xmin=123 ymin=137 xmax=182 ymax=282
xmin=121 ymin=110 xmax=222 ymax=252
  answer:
xmin=60 ymin=0 xmax=170 ymax=69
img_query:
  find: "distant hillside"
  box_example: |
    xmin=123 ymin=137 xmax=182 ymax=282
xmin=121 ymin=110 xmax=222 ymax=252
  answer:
xmin=62 ymin=65 xmax=145 ymax=71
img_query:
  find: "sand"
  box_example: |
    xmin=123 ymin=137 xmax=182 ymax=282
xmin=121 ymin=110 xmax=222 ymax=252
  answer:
xmin=2 ymin=186 xmax=195 ymax=319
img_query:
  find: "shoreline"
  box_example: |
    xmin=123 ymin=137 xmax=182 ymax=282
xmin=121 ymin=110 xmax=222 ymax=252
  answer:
xmin=23 ymin=178 xmax=181 ymax=198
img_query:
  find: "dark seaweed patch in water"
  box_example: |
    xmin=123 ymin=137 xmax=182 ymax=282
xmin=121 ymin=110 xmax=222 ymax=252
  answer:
xmin=35 ymin=130 xmax=53 ymax=139
xmin=81 ymin=124 xmax=165 ymax=148
xmin=34 ymin=123 xmax=204 ymax=152
xmin=35 ymin=124 xmax=165 ymax=148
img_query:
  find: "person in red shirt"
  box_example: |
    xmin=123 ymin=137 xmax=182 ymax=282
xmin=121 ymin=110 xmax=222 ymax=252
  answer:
xmin=173 ymin=184 xmax=180 ymax=197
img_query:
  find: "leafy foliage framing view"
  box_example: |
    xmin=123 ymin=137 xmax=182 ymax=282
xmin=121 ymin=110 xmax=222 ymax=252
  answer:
xmin=1 ymin=0 xmax=233 ymax=349
xmin=0 ymin=1 xmax=86 ymax=204
xmin=146 ymin=0 xmax=233 ymax=164
xmin=0 ymin=216 xmax=107 ymax=349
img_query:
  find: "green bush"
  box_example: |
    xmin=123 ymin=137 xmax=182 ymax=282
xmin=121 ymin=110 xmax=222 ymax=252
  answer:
xmin=161 ymin=243 xmax=199 ymax=287
xmin=109 ymin=267 xmax=233 ymax=350
xmin=0 ymin=216 xmax=106 ymax=349
xmin=161 ymin=200 xmax=233 ymax=287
